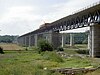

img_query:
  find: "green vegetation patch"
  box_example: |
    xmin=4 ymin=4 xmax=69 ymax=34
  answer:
xmin=0 ymin=44 xmax=100 ymax=75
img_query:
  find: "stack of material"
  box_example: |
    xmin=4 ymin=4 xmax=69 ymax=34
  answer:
xmin=51 ymin=67 xmax=98 ymax=75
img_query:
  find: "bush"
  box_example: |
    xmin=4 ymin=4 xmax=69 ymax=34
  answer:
xmin=76 ymin=50 xmax=89 ymax=54
xmin=57 ymin=47 xmax=64 ymax=51
xmin=0 ymin=47 xmax=4 ymax=54
xmin=37 ymin=39 xmax=53 ymax=53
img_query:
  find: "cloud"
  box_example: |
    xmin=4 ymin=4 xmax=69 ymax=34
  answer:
xmin=41 ymin=0 xmax=100 ymax=28
xmin=0 ymin=5 xmax=42 ymax=35
xmin=0 ymin=0 xmax=99 ymax=35
xmin=0 ymin=6 xmax=39 ymax=23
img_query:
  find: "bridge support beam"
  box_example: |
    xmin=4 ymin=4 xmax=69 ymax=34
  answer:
xmin=61 ymin=33 xmax=66 ymax=47
xmin=52 ymin=32 xmax=61 ymax=49
xmin=42 ymin=31 xmax=61 ymax=49
xmin=88 ymin=31 xmax=90 ymax=49
xmin=34 ymin=34 xmax=38 ymax=47
xmin=70 ymin=33 xmax=74 ymax=46
xmin=29 ymin=35 xmax=31 ymax=47
xmin=25 ymin=36 xmax=27 ymax=46
xmin=90 ymin=24 xmax=100 ymax=57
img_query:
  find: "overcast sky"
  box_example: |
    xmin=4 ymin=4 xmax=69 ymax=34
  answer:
xmin=0 ymin=0 xmax=100 ymax=35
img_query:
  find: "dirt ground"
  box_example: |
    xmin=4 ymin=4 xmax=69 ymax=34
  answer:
xmin=0 ymin=43 xmax=23 ymax=50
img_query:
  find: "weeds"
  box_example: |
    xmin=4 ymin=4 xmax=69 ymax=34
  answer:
xmin=42 ymin=51 xmax=64 ymax=63
xmin=0 ymin=47 xmax=4 ymax=54
xmin=0 ymin=44 xmax=100 ymax=75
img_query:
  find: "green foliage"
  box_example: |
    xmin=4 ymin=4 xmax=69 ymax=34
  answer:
xmin=0 ymin=35 xmax=18 ymax=43
xmin=42 ymin=51 xmax=64 ymax=63
xmin=76 ymin=50 xmax=89 ymax=54
xmin=57 ymin=47 xmax=64 ymax=51
xmin=60 ymin=57 xmax=91 ymax=68
xmin=66 ymin=33 xmax=88 ymax=44
xmin=0 ymin=47 xmax=4 ymax=54
xmin=0 ymin=43 xmax=100 ymax=75
xmin=37 ymin=39 xmax=53 ymax=52
xmin=43 ymin=70 xmax=61 ymax=75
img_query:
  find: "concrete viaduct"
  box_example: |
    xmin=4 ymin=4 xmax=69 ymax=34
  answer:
xmin=17 ymin=2 xmax=100 ymax=57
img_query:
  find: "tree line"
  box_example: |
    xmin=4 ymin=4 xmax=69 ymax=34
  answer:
xmin=0 ymin=35 xmax=18 ymax=43
xmin=66 ymin=33 xmax=88 ymax=44
xmin=0 ymin=33 xmax=87 ymax=44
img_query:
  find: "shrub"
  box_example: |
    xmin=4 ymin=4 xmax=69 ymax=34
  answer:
xmin=37 ymin=39 xmax=53 ymax=53
xmin=25 ymin=47 xmax=28 ymax=51
xmin=76 ymin=50 xmax=89 ymax=54
xmin=0 ymin=47 xmax=4 ymax=54
xmin=57 ymin=47 xmax=64 ymax=51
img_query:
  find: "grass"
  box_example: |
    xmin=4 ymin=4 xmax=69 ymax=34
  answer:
xmin=0 ymin=43 xmax=100 ymax=75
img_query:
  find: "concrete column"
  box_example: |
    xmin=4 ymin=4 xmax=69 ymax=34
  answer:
xmin=48 ymin=31 xmax=52 ymax=44
xmin=39 ymin=30 xmax=61 ymax=49
xmin=52 ymin=31 xmax=61 ymax=49
xmin=34 ymin=34 xmax=38 ymax=47
xmin=31 ymin=35 xmax=35 ymax=46
xmin=29 ymin=35 xmax=31 ymax=47
xmin=43 ymin=33 xmax=48 ymax=41
xmin=61 ymin=33 xmax=66 ymax=47
xmin=70 ymin=33 xmax=74 ymax=46
xmin=90 ymin=25 xmax=95 ymax=57
xmin=25 ymin=36 xmax=27 ymax=46
xmin=88 ymin=31 xmax=91 ymax=56
xmin=22 ymin=37 xmax=24 ymax=46
xmin=90 ymin=24 xmax=100 ymax=57
xmin=88 ymin=31 xmax=90 ymax=49
xmin=44 ymin=30 xmax=52 ymax=44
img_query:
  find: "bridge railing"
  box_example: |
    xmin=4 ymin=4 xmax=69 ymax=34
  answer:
xmin=72 ymin=1 xmax=100 ymax=15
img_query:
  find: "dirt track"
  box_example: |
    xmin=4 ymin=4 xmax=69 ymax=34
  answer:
xmin=0 ymin=43 xmax=23 ymax=50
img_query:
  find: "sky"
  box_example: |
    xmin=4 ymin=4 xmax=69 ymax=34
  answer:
xmin=0 ymin=0 xmax=100 ymax=36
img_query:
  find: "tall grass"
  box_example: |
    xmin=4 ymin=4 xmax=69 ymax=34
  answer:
xmin=0 ymin=44 xmax=100 ymax=75
xmin=42 ymin=51 xmax=64 ymax=63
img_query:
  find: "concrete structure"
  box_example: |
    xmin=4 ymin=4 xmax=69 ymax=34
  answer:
xmin=61 ymin=33 xmax=66 ymax=47
xmin=34 ymin=34 xmax=38 ymax=47
xmin=17 ymin=1 xmax=100 ymax=57
xmin=88 ymin=32 xmax=90 ymax=49
xmin=70 ymin=33 xmax=74 ymax=46
xmin=89 ymin=24 xmax=100 ymax=57
xmin=61 ymin=33 xmax=74 ymax=47
xmin=60 ymin=27 xmax=89 ymax=47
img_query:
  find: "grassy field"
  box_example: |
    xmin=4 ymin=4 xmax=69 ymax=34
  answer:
xmin=0 ymin=43 xmax=100 ymax=75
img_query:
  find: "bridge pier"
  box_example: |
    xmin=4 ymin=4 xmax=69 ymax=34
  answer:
xmin=61 ymin=33 xmax=66 ymax=47
xmin=90 ymin=24 xmax=100 ymax=57
xmin=29 ymin=35 xmax=31 ymax=47
xmin=45 ymin=31 xmax=61 ymax=49
xmin=25 ymin=36 xmax=27 ymax=46
xmin=88 ymin=32 xmax=90 ymax=49
xmin=33 ymin=31 xmax=61 ymax=49
xmin=70 ymin=33 xmax=74 ymax=46
xmin=52 ymin=32 xmax=61 ymax=48
xmin=43 ymin=31 xmax=52 ymax=44
xmin=34 ymin=34 xmax=38 ymax=47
